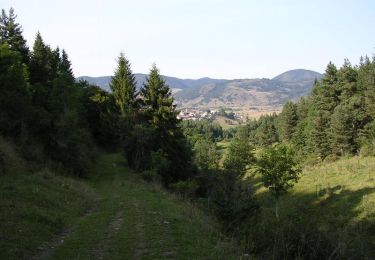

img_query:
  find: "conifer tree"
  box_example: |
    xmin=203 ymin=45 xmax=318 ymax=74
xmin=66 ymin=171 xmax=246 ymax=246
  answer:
xmin=310 ymin=111 xmax=331 ymax=159
xmin=50 ymin=47 xmax=60 ymax=80
xmin=0 ymin=43 xmax=30 ymax=136
xmin=338 ymin=59 xmax=358 ymax=100
xmin=141 ymin=64 xmax=178 ymax=137
xmin=309 ymin=63 xmax=340 ymax=159
xmin=0 ymin=8 xmax=29 ymax=64
xmin=139 ymin=64 xmax=193 ymax=184
xmin=223 ymin=133 xmax=254 ymax=178
xmin=109 ymin=53 xmax=137 ymax=116
xmin=29 ymin=32 xmax=52 ymax=85
xmin=279 ymin=101 xmax=298 ymax=142
xmin=58 ymin=49 xmax=75 ymax=83
xmin=330 ymin=102 xmax=356 ymax=155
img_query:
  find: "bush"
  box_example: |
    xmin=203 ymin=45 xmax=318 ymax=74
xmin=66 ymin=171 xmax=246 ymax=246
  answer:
xmin=360 ymin=143 xmax=375 ymax=157
xmin=171 ymin=180 xmax=198 ymax=199
xmin=0 ymin=136 xmax=25 ymax=174
xmin=210 ymin=170 xmax=259 ymax=230
xmin=140 ymin=169 xmax=157 ymax=182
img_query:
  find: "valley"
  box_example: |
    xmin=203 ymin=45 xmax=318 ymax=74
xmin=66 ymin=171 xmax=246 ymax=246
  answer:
xmin=78 ymin=69 xmax=322 ymax=118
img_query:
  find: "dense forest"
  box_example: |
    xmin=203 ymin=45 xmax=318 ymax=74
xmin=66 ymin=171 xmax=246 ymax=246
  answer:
xmin=1 ymin=8 xmax=375 ymax=259
xmin=244 ymin=57 xmax=375 ymax=160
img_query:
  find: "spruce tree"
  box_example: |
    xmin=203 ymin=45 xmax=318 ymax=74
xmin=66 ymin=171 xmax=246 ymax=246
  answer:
xmin=0 ymin=8 xmax=29 ymax=64
xmin=141 ymin=64 xmax=178 ymax=137
xmin=58 ymin=49 xmax=75 ymax=83
xmin=330 ymin=102 xmax=356 ymax=155
xmin=223 ymin=133 xmax=254 ymax=178
xmin=279 ymin=101 xmax=298 ymax=142
xmin=109 ymin=53 xmax=137 ymax=116
xmin=0 ymin=43 xmax=30 ymax=137
xmin=310 ymin=111 xmax=331 ymax=160
xmin=29 ymin=32 xmax=52 ymax=85
xmin=50 ymin=47 xmax=60 ymax=80
xmin=309 ymin=63 xmax=340 ymax=159
xmin=140 ymin=64 xmax=193 ymax=184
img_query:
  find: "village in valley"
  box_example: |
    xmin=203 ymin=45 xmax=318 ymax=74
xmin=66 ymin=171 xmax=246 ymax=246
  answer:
xmin=177 ymin=108 xmax=243 ymax=122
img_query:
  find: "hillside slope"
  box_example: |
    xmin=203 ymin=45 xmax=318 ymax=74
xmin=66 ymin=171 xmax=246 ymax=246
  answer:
xmin=78 ymin=69 xmax=322 ymax=109
xmin=248 ymin=156 xmax=375 ymax=258
xmin=0 ymin=148 xmax=240 ymax=259
xmin=77 ymin=74 xmax=227 ymax=93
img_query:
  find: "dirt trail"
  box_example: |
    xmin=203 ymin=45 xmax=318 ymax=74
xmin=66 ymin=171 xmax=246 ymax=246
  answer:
xmin=32 ymin=206 xmax=97 ymax=260
xmin=93 ymin=209 xmax=125 ymax=259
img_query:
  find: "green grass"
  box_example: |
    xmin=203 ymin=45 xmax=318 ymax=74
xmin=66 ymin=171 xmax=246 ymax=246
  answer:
xmin=248 ymin=156 xmax=375 ymax=258
xmin=0 ymin=169 xmax=96 ymax=259
xmin=51 ymin=153 xmax=240 ymax=259
xmin=1 ymin=150 xmax=241 ymax=259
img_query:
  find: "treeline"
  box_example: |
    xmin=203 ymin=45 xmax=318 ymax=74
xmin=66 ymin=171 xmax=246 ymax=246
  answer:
xmin=0 ymin=8 xmax=193 ymax=185
xmin=0 ymin=8 xmax=94 ymax=176
xmin=243 ymin=58 xmax=375 ymax=161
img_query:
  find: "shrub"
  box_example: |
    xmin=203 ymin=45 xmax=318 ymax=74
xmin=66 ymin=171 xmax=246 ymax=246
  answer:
xmin=140 ymin=169 xmax=157 ymax=182
xmin=171 ymin=180 xmax=198 ymax=199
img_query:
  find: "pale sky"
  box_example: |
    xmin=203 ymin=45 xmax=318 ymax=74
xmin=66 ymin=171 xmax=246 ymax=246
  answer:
xmin=1 ymin=0 xmax=374 ymax=79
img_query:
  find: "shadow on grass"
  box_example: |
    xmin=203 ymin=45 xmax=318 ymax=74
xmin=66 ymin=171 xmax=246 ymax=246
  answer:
xmin=246 ymin=182 xmax=375 ymax=259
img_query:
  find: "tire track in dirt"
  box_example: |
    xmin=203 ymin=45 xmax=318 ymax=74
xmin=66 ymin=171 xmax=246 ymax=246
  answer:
xmin=93 ymin=208 xmax=124 ymax=259
xmin=32 ymin=205 xmax=97 ymax=260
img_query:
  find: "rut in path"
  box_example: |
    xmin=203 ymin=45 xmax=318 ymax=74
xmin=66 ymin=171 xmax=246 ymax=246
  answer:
xmin=32 ymin=206 xmax=97 ymax=260
xmin=93 ymin=208 xmax=125 ymax=259
xmin=133 ymin=201 xmax=146 ymax=259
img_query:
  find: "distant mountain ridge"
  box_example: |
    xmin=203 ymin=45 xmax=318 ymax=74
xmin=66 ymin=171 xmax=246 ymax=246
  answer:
xmin=77 ymin=74 xmax=228 ymax=92
xmin=77 ymin=69 xmax=322 ymax=108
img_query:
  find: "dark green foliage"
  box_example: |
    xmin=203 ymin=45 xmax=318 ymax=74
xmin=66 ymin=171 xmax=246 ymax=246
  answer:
xmin=330 ymin=101 xmax=357 ymax=155
xmin=193 ymin=138 xmax=220 ymax=171
xmin=110 ymin=53 xmax=137 ymax=116
xmin=52 ymin=109 xmax=94 ymax=176
xmin=238 ymin=57 xmax=375 ymax=160
xmin=310 ymin=111 xmax=331 ymax=159
xmin=210 ymin=172 xmax=258 ymax=229
xmin=141 ymin=64 xmax=178 ymax=136
xmin=257 ymin=144 xmax=301 ymax=218
xmin=58 ymin=49 xmax=75 ymax=83
xmin=0 ymin=8 xmax=29 ymax=64
xmin=278 ymin=101 xmax=298 ymax=142
xmin=247 ymin=113 xmax=279 ymax=147
xmin=257 ymin=145 xmax=301 ymax=200
xmin=0 ymin=44 xmax=31 ymax=137
xmin=223 ymin=133 xmax=254 ymax=178
xmin=79 ymin=81 xmax=115 ymax=147
xmin=29 ymin=32 xmax=53 ymax=85
xmin=218 ymin=108 xmax=235 ymax=119
xmin=126 ymin=124 xmax=157 ymax=170
xmin=133 ymin=64 xmax=195 ymax=185
xmin=181 ymin=120 xmax=223 ymax=143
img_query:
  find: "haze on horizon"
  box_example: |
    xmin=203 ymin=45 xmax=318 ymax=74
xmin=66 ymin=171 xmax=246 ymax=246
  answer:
xmin=1 ymin=0 xmax=374 ymax=79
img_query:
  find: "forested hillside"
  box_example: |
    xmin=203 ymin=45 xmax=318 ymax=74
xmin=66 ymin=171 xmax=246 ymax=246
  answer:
xmin=1 ymin=7 xmax=375 ymax=260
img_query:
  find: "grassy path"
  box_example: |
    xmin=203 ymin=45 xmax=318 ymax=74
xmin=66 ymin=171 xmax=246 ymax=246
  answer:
xmin=36 ymin=153 xmax=239 ymax=259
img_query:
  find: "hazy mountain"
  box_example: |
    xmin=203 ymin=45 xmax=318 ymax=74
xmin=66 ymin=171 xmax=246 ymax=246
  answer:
xmin=77 ymin=69 xmax=322 ymax=108
xmin=272 ymin=69 xmax=322 ymax=82
xmin=77 ymin=74 xmax=227 ymax=92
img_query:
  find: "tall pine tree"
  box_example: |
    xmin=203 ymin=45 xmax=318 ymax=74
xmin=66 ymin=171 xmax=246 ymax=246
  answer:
xmin=141 ymin=64 xmax=178 ymax=138
xmin=58 ymin=49 xmax=75 ymax=83
xmin=278 ymin=101 xmax=298 ymax=142
xmin=29 ymin=32 xmax=52 ymax=85
xmin=109 ymin=53 xmax=137 ymax=116
xmin=0 ymin=8 xmax=29 ymax=64
xmin=140 ymin=64 xmax=193 ymax=184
